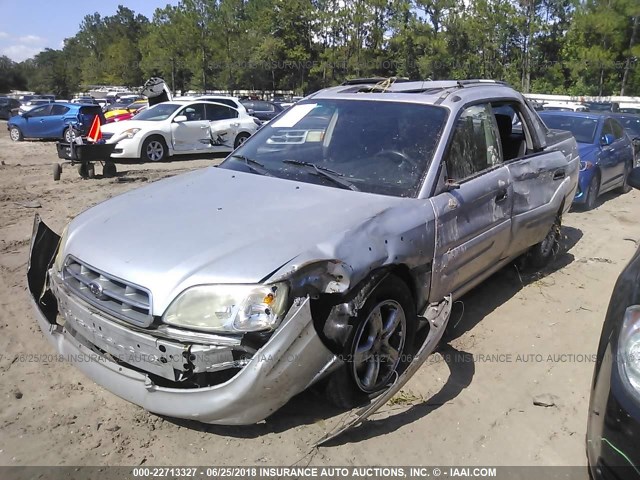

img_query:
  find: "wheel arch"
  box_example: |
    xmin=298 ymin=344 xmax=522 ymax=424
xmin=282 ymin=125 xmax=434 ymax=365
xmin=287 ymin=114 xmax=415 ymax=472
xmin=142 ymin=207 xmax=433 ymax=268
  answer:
xmin=138 ymin=132 xmax=172 ymax=158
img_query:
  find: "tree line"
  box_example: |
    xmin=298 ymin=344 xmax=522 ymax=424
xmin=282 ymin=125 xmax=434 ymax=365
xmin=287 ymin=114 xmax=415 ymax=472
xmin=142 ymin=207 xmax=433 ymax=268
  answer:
xmin=1 ymin=0 xmax=638 ymax=98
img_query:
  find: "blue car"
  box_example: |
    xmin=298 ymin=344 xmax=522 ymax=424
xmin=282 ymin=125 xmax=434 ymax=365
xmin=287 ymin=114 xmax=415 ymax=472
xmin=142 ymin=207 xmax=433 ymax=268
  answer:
xmin=539 ymin=111 xmax=636 ymax=210
xmin=7 ymin=102 xmax=105 ymax=143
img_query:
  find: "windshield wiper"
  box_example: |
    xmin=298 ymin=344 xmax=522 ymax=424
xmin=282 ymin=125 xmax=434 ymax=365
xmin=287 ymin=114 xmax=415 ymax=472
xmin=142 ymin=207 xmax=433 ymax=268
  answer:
xmin=229 ymin=155 xmax=274 ymax=177
xmin=282 ymin=159 xmax=359 ymax=191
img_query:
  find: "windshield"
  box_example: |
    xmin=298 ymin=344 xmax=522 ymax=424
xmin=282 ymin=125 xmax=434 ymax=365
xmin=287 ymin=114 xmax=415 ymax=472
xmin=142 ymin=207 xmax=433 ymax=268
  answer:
xmin=617 ymin=116 xmax=640 ymax=137
xmin=133 ymin=103 xmax=180 ymax=121
xmin=219 ymin=99 xmax=447 ymax=197
xmin=539 ymin=113 xmax=598 ymax=144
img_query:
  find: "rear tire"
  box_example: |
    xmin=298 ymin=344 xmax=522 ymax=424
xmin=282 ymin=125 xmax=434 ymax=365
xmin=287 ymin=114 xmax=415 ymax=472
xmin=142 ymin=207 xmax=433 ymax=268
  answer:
xmin=9 ymin=126 xmax=23 ymax=142
xmin=527 ymin=215 xmax=560 ymax=270
xmin=234 ymin=132 xmax=251 ymax=149
xmin=64 ymin=127 xmax=79 ymax=143
xmin=141 ymin=136 xmax=167 ymax=162
xmin=324 ymin=274 xmax=417 ymax=409
xmin=617 ymin=161 xmax=633 ymax=194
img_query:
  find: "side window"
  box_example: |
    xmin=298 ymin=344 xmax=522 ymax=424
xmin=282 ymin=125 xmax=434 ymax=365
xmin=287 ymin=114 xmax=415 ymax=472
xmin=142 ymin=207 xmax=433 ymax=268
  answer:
xmin=602 ymin=119 xmax=615 ymax=139
xmin=179 ymin=103 xmax=205 ymax=121
xmin=51 ymin=105 xmax=70 ymax=116
xmin=611 ymin=120 xmax=625 ymax=139
xmin=444 ymin=104 xmax=501 ymax=182
xmin=492 ymin=103 xmax=531 ymax=161
xmin=29 ymin=105 xmax=52 ymax=117
xmin=206 ymin=104 xmax=238 ymax=121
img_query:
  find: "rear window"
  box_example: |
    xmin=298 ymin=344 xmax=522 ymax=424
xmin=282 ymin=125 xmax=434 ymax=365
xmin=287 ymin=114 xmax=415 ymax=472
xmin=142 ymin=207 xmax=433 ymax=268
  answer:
xmin=79 ymin=106 xmax=103 ymax=116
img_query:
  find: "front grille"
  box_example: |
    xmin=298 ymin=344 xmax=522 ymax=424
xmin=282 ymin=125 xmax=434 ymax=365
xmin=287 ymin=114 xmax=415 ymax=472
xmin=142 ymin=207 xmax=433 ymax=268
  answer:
xmin=62 ymin=256 xmax=153 ymax=327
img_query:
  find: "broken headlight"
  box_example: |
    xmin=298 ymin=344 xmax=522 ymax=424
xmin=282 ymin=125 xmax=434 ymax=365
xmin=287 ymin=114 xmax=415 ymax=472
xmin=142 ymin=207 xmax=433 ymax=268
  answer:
xmin=619 ymin=305 xmax=640 ymax=395
xmin=162 ymin=283 xmax=289 ymax=333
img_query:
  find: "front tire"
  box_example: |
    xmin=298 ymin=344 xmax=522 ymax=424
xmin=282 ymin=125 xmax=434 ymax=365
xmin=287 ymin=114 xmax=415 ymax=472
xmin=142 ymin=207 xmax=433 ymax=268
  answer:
xmin=583 ymin=174 xmax=600 ymax=211
xmin=141 ymin=136 xmax=167 ymax=162
xmin=9 ymin=126 xmax=23 ymax=142
xmin=324 ymin=274 xmax=417 ymax=408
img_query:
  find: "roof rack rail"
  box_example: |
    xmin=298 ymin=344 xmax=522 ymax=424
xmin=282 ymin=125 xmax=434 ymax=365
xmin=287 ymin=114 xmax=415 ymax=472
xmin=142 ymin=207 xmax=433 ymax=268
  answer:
xmin=456 ymin=79 xmax=511 ymax=87
xmin=341 ymin=77 xmax=412 ymax=86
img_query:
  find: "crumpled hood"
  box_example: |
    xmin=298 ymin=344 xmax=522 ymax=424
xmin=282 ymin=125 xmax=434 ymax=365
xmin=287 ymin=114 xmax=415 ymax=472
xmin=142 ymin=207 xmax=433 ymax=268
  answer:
xmin=62 ymin=167 xmax=421 ymax=315
xmin=577 ymin=142 xmax=599 ymax=163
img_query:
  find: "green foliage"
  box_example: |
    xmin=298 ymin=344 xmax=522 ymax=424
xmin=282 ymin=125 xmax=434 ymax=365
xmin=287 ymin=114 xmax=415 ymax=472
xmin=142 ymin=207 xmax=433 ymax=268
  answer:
xmin=3 ymin=0 xmax=638 ymax=96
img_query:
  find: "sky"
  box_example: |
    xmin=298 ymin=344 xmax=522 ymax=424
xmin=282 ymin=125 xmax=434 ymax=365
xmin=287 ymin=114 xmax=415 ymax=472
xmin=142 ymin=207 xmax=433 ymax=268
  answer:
xmin=0 ymin=0 xmax=178 ymax=62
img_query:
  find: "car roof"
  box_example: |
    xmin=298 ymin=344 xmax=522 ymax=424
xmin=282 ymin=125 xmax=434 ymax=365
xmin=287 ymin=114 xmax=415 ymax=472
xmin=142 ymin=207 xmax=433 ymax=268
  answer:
xmin=538 ymin=110 xmax=605 ymax=120
xmin=308 ymin=79 xmax=524 ymax=108
xmin=157 ymin=100 xmax=239 ymax=110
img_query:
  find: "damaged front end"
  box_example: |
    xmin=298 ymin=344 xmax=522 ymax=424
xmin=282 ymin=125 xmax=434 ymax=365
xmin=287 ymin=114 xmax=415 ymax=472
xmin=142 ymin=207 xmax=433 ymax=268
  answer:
xmin=27 ymin=215 xmax=341 ymax=425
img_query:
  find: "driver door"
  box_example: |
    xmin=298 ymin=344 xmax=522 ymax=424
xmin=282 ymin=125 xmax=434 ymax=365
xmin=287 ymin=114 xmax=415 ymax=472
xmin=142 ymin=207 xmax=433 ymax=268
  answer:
xmin=205 ymin=104 xmax=240 ymax=151
xmin=171 ymin=103 xmax=209 ymax=152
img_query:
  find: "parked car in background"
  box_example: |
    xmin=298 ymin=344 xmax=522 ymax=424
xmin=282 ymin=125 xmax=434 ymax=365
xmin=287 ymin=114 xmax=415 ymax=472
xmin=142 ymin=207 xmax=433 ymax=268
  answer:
xmin=105 ymin=96 xmax=144 ymax=112
xmin=105 ymin=105 xmax=147 ymax=124
xmin=610 ymin=113 xmax=640 ymax=161
xmin=539 ymin=111 xmax=635 ymax=210
xmin=0 ymin=96 xmax=21 ymax=119
xmin=104 ymin=100 xmax=147 ymax=120
xmin=240 ymin=100 xmax=284 ymax=122
xmin=70 ymin=96 xmax=99 ymax=105
xmin=584 ymin=102 xmax=614 ymax=112
xmin=619 ymin=103 xmax=640 ymax=115
xmin=100 ymin=100 xmax=259 ymax=161
xmin=8 ymin=102 xmax=105 ymax=142
xmin=18 ymin=99 xmax=53 ymax=115
xmin=587 ymin=166 xmax=640 ymax=479
xmin=28 ymin=80 xmax=579 ymax=427
xmin=543 ymin=101 xmax=589 ymax=112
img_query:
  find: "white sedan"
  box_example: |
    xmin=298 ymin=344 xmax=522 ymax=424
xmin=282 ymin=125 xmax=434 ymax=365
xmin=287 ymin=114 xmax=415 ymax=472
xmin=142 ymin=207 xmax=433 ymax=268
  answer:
xmin=101 ymin=100 xmax=260 ymax=162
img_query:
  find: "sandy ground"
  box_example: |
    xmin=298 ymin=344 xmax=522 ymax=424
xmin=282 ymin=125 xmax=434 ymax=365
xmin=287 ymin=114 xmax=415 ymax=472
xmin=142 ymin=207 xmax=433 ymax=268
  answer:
xmin=0 ymin=120 xmax=639 ymax=470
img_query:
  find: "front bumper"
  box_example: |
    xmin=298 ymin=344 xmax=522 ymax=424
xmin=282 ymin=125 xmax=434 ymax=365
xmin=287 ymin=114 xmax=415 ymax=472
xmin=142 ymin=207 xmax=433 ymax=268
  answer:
xmin=27 ymin=216 xmax=340 ymax=425
xmin=587 ymin=343 xmax=640 ymax=479
xmin=573 ymin=168 xmax=596 ymax=205
xmin=107 ymin=137 xmax=141 ymax=159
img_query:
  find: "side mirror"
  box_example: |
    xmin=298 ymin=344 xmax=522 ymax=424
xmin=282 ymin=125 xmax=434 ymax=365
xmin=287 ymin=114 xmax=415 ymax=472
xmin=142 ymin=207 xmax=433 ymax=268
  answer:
xmin=247 ymin=109 xmax=255 ymax=115
xmin=628 ymin=167 xmax=640 ymax=190
xmin=174 ymin=115 xmax=187 ymax=123
xmin=601 ymin=133 xmax=615 ymax=146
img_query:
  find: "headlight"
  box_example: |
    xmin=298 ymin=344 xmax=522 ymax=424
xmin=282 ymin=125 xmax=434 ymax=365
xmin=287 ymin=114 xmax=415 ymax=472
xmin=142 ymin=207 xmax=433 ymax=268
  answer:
xmin=53 ymin=224 xmax=69 ymax=273
xmin=580 ymin=161 xmax=594 ymax=171
xmin=619 ymin=305 xmax=640 ymax=394
xmin=121 ymin=128 xmax=141 ymax=139
xmin=162 ymin=283 xmax=289 ymax=333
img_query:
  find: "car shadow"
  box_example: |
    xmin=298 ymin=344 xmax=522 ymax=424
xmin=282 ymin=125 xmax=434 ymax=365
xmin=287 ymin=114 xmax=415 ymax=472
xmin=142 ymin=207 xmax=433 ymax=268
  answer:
xmin=444 ymin=225 xmax=583 ymax=343
xmin=161 ymin=226 xmax=583 ymax=441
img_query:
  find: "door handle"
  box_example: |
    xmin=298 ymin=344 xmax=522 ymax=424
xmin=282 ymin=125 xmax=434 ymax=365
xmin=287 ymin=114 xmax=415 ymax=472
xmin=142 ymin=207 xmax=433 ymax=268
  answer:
xmin=231 ymin=122 xmax=240 ymax=127
xmin=553 ymin=169 xmax=565 ymax=180
xmin=200 ymin=125 xmax=210 ymax=129
xmin=495 ymin=189 xmax=508 ymax=203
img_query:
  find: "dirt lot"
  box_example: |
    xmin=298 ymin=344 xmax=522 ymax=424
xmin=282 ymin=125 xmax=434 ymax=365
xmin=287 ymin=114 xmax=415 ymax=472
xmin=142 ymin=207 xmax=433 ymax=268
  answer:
xmin=0 ymin=120 xmax=639 ymax=469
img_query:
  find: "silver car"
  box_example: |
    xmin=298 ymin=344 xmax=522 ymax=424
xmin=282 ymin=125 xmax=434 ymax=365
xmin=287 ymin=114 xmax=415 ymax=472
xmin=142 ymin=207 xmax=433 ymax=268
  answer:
xmin=28 ymin=79 xmax=579 ymax=428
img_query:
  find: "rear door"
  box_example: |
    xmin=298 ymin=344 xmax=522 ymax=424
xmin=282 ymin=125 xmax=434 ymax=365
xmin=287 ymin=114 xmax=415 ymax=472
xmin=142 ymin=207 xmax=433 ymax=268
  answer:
xmin=205 ymin=104 xmax=240 ymax=151
xmin=599 ymin=118 xmax=625 ymax=189
xmin=171 ymin=103 xmax=209 ymax=152
xmin=499 ymin=102 xmax=571 ymax=257
xmin=429 ymin=103 xmax=513 ymax=301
